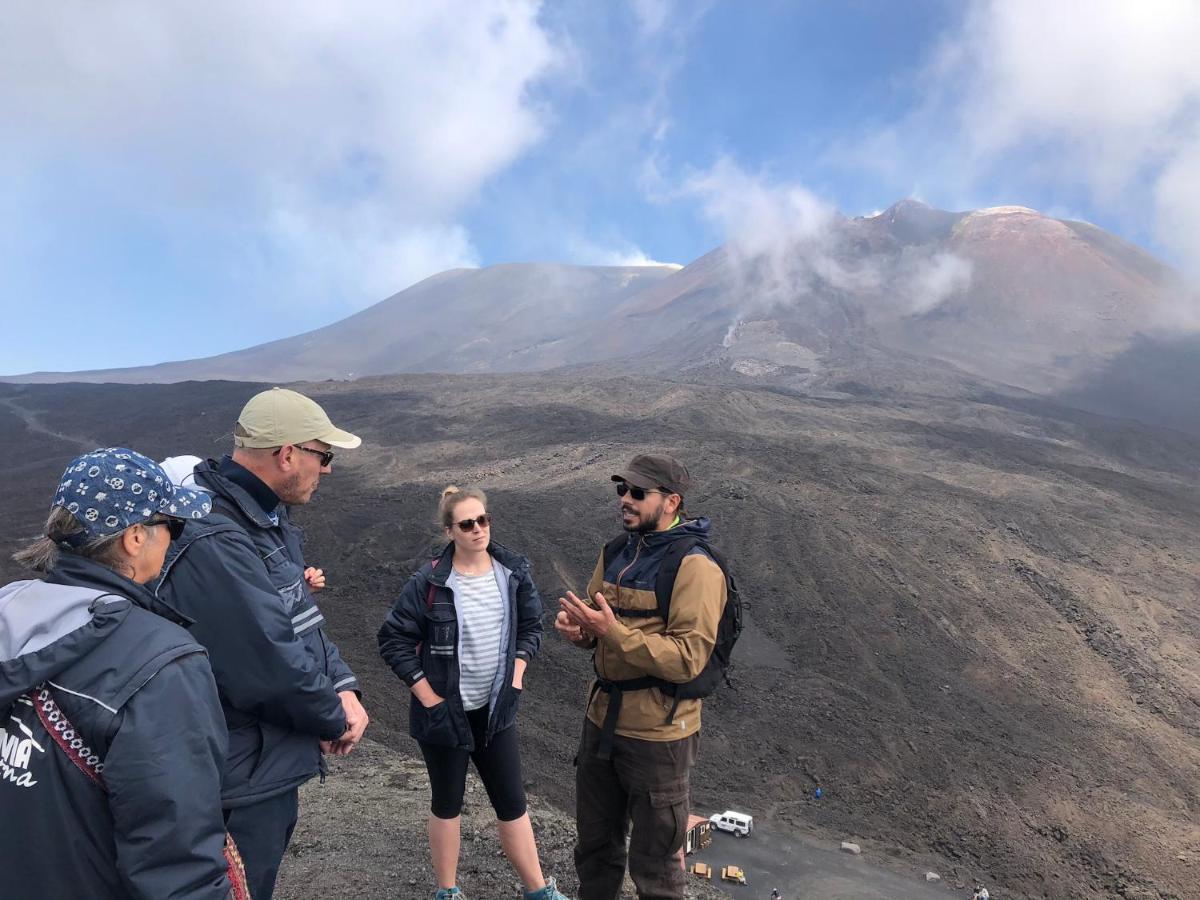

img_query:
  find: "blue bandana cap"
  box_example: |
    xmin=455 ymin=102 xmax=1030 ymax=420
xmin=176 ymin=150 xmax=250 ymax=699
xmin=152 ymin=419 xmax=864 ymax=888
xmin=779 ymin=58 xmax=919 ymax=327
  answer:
xmin=52 ymin=447 xmax=212 ymax=542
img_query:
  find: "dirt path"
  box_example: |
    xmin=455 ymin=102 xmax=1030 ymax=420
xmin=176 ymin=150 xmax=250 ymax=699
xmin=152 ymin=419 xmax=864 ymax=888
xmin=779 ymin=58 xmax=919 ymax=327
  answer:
xmin=0 ymin=396 xmax=99 ymax=450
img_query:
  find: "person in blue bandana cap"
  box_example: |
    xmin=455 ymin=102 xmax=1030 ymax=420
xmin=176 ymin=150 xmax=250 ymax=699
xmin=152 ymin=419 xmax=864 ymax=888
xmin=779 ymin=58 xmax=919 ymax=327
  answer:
xmin=0 ymin=447 xmax=235 ymax=900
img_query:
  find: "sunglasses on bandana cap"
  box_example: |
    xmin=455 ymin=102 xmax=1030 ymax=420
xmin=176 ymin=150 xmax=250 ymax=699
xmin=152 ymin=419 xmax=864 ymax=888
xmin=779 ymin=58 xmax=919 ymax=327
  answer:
xmin=615 ymin=482 xmax=666 ymax=501
xmin=455 ymin=514 xmax=492 ymax=531
xmin=147 ymin=516 xmax=187 ymax=541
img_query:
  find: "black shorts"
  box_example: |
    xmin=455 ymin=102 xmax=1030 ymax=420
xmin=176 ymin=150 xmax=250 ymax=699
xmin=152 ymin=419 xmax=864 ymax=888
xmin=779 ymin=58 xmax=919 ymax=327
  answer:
xmin=418 ymin=704 xmax=527 ymax=821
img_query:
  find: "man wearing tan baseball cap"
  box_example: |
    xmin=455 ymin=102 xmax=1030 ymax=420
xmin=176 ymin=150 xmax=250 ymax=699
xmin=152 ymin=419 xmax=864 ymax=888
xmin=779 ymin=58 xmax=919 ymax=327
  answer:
xmin=155 ymin=387 xmax=367 ymax=899
xmin=234 ymin=386 xmax=363 ymax=451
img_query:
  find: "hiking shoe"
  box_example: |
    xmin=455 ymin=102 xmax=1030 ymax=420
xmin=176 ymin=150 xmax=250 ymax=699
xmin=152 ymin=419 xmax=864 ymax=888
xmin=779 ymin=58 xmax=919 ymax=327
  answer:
xmin=434 ymin=889 xmax=464 ymax=900
xmin=523 ymin=877 xmax=569 ymax=900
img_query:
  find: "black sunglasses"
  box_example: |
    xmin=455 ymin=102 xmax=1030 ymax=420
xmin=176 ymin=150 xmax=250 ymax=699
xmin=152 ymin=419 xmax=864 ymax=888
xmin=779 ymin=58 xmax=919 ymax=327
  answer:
xmin=615 ymin=482 xmax=667 ymax=502
xmin=273 ymin=445 xmax=335 ymax=467
xmin=147 ymin=516 xmax=186 ymax=541
xmin=455 ymin=513 xmax=493 ymax=531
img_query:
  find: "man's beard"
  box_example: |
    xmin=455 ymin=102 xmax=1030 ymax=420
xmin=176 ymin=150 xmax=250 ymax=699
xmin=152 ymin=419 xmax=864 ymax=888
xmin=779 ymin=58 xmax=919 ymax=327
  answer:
xmin=622 ymin=499 xmax=664 ymax=533
xmin=277 ymin=471 xmax=310 ymax=505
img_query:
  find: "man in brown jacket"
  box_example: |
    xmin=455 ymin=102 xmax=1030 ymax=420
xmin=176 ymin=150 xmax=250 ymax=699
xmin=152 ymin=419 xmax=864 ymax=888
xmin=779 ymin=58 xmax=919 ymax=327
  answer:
xmin=557 ymin=454 xmax=728 ymax=900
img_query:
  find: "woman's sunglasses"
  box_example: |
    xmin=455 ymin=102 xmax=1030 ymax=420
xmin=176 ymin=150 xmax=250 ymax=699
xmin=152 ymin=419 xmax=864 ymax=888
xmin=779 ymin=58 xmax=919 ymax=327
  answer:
xmin=615 ymin=482 xmax=666 ymax=501
xmin=455 ymin=514 xmax=493 ymax=531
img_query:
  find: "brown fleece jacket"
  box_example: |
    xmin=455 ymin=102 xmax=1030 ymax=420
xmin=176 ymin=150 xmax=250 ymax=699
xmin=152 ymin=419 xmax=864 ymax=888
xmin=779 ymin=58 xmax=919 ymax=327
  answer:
xmin=580 ymin=539 xmax=728 ymax=741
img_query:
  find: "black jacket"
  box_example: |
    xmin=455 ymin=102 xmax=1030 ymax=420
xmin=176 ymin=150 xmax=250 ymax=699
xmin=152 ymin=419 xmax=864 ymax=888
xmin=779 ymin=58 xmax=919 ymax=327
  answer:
xmin=378 ymin=541 xmax=543 ymax=751
xmin=0 ymin=554 xmax=231 ymax=899
xmin=154 ymin=457 xmax=354 ymax=807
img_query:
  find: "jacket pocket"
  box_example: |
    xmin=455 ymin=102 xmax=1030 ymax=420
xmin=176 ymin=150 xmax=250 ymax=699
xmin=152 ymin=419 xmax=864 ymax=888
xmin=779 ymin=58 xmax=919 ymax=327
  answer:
xmin=422 ymin=606 xmax=457 ymax=681
xmin=410 ymin=696 xmax=459 ymax=748
xmin=493 ymin=684 xmax=522 ymax=734
xmin=223 ymin=720 xmax=263 ymax=790
xmin=260 ymin=545 xmax=307 ymax=615
xmin=248 ymin=721 xmax=319 ymax=786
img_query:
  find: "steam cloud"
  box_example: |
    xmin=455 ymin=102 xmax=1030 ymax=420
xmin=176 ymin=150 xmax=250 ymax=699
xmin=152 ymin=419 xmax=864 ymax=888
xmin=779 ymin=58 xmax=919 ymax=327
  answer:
xmin=683 ymin=158 xmax=973 ymax=319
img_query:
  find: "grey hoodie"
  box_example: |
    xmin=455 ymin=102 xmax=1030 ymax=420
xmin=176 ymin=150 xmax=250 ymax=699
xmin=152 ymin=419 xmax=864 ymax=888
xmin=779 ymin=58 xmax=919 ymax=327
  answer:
xmin=0 ymin=554 xmax=231 ymax=899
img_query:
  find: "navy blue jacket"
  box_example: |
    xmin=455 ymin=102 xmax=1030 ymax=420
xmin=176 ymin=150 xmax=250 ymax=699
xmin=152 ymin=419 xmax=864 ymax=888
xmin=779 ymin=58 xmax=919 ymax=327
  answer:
xmin=0 ymin=554 xmax=231 ymax=899
xmin=378 ymin=542 xmax=543 ymax=751
xmin=154 ymin=457 xmax=355 ymax=807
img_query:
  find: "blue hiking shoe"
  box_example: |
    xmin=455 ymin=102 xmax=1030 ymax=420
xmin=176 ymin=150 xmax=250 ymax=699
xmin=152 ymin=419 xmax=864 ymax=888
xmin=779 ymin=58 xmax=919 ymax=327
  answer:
xmin=523 ymin=877 xmax=570 ymax=900
xmin=434 ymin=888 xmax=464 ymax=900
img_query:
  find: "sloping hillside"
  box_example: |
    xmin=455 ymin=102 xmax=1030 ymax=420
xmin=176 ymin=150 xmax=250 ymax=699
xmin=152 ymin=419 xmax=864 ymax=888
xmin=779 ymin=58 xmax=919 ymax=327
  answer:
xmin=1 ymin=375 xmax=1197 ymax=898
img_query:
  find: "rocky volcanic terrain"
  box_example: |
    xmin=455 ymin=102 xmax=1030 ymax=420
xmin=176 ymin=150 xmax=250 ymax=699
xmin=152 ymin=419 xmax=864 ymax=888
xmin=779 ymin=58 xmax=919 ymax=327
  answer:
xmin=1 ymin=373 xmax=1197 ymax=899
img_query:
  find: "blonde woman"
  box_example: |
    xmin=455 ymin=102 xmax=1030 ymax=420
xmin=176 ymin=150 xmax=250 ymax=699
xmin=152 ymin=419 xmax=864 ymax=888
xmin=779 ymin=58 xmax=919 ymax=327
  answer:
xmin=379 ymin=486 xmax=568 ymax=900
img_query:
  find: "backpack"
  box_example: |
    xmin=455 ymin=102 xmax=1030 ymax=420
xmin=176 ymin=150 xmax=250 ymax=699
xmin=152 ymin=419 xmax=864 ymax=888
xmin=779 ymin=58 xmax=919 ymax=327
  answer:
xmin=588 ymin=532 xmax=742 ymax=759
xmin=603 ymin=532 xmax=742 ymax=700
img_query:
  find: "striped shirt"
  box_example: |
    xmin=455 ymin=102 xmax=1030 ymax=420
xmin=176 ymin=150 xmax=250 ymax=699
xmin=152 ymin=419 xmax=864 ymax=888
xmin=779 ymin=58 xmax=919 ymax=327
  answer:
xmin=454 ymin=569 xmax=505 ymax=711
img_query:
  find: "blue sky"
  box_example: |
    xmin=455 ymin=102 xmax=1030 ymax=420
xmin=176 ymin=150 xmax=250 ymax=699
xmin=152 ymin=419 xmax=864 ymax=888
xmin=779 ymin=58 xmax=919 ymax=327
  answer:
xmin=2 ymin=1 xmax=1198 ymax=374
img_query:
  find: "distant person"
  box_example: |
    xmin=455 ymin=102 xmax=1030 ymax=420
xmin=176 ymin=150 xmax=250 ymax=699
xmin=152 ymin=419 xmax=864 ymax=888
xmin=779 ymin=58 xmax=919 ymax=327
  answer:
xmin=379 ymin=486 xmax=569 ymax=900
xmin=154 ymin=388 xmax=369 ymax=899
xmin=557 ymin=454 xmax=734 ymax=900
xmin=0 ymin=447 xmax=240 ymax=898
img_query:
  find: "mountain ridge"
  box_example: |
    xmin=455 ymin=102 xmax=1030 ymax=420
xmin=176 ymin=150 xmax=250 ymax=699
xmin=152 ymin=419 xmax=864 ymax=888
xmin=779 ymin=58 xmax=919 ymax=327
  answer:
xmin=6 ymin=200 xmax=1196 ymax=434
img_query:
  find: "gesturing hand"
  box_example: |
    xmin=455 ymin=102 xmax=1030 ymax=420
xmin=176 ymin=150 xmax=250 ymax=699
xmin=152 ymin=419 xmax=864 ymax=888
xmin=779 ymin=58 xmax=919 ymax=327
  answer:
xmin=554 ymin=610 xmax=584 ymax=642
xmin=558 ymin=590 xmax=617 ymax=639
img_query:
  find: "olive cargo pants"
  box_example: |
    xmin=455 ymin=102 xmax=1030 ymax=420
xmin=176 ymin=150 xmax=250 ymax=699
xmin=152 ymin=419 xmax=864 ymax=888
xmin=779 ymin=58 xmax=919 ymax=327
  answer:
xmin=574 ymin=719 xmax=700 ymax=900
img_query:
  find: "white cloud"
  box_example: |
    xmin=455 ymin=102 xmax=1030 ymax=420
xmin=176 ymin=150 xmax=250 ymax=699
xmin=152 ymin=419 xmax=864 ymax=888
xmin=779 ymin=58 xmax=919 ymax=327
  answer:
xmin=563 ymin=234 xmax=681 ymax=269
xmin=630 ymin=0 xmax=673 ymax=37
xmin=684 ymin=157 xmax=837 ymax=255
xmin=1153 ymin=130 xmax=1200 ymax=274
xmin=603 ymin=249 xmax=682 ymax=268
xmin=265 ymin=206 xmax=479 ymax=301
xmin=0 ymin=1 xmax=559 ymax=309
xmin=952 ymin=2 xmax=1200 ymax=197
xmin=856 ymin=1 xmax=1200 ymax=283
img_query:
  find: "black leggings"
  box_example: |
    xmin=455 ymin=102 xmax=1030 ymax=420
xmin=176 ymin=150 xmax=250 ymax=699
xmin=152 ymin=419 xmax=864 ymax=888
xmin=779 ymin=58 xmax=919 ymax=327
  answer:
xmin=419 ymin=705 xmax=528 ymax=821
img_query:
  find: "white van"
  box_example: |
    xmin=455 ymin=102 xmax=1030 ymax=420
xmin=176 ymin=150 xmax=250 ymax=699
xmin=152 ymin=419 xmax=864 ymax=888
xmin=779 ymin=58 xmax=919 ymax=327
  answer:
xmin=708 ymin=810 xmax=753 ymax=837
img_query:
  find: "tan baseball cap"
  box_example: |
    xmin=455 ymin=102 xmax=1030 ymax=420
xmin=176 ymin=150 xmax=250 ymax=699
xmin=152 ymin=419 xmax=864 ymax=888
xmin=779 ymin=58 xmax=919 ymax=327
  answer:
xmin=233 ymin=387 xmax=362 ymax=450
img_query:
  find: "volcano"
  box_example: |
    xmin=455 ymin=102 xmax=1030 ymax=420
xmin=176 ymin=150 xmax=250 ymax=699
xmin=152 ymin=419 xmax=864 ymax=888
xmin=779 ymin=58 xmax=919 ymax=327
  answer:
xmin=7 ymin=201 xmax=1194 ymax=435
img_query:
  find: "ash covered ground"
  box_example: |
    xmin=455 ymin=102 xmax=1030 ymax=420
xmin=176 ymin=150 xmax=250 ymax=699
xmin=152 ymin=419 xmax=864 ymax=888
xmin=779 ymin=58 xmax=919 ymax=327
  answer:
xmin=1 ymin=374 xmax=1197 ymax=899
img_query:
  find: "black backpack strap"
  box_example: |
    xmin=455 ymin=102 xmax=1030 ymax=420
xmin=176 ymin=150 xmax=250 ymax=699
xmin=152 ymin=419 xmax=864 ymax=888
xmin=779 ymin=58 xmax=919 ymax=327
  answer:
xmin=652 ymin=537 xmax=733 ymax=720
xmin=653 ymin=535 xmax=702 ymax=620
xmin=589 ymin=675 xmax=660 ymax=760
